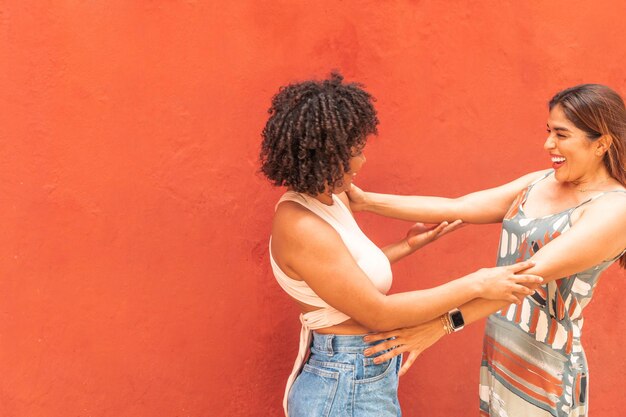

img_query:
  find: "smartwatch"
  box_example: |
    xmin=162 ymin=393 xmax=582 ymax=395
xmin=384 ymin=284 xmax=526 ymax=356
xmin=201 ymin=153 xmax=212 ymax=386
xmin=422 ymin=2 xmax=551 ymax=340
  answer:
xmin=447 ymin=308 xmax=465 ymax=332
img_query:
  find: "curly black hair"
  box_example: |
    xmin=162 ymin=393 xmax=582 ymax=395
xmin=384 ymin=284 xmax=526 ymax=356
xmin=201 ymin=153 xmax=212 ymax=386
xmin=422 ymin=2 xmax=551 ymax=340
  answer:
xmin=260 ymin=72 xmax=379 ymax=195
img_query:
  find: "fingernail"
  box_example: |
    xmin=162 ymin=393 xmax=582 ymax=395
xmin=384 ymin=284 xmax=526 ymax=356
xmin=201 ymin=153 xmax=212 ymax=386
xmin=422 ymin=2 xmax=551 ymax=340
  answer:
xmin=363 ymin=336 xmax=370 ymax=342
xmin=364 ymin=349 xmax=372 ymax=356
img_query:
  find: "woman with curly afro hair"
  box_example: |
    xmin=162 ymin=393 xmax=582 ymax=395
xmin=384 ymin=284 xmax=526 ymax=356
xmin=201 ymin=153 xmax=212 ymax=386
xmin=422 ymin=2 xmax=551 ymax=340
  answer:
xmin=261 ymin=72 xmax=541 ymax=417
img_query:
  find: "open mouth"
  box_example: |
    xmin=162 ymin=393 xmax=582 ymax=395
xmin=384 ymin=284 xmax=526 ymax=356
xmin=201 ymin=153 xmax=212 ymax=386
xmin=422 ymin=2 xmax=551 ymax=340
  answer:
xmin=551 ymin=155 xmax=566 ymax=169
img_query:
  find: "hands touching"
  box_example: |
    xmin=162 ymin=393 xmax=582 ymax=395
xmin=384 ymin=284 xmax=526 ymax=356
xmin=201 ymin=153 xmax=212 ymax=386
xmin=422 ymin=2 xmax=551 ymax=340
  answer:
xmin=360 ymin=261 xmax=542 ymax=377
xmin=349 ymin=184 xmax=541 ymax=376
xmin=348 ymin=183 xmax=464 ymax=258
xmin=472 ymin=261 xmax=543 ymax=304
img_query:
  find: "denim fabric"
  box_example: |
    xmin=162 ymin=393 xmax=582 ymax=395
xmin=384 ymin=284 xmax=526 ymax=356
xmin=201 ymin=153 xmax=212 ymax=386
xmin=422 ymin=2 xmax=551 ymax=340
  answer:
xmin=287 ymin=332 xmax=402 ymax=417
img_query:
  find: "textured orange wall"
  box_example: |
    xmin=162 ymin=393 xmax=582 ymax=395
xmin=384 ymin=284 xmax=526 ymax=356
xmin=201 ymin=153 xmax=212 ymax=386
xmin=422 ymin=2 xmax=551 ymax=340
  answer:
xmin=1 ymin=1 xmax=625 ymax=416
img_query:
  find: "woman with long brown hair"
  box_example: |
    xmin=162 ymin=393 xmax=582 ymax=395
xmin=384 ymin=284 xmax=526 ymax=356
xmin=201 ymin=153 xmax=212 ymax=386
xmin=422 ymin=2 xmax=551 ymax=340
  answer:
xmin=351 ymin=84 xmax=626 ymax=416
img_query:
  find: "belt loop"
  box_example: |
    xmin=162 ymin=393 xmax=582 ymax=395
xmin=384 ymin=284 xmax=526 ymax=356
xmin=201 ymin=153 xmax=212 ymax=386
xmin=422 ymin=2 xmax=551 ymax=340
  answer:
xmin=325 ymin=334 xmax=335 ymax=356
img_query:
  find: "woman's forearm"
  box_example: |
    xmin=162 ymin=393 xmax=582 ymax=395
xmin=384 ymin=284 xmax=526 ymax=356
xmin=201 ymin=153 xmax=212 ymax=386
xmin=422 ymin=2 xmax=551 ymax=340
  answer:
xmin=381 ymin=238 xmax=414 ymax=264
xmin=352 ymin=172 xmax=545 ymax=224
xmin=361 ymin=192 xmax=463 ymax=223
xmin=459 ymin=298 xmax=510 ymax=325
xmin=369 ymin=274 xmax=484 ymax=331
xmin=361 ymin=191 xmax=507 ymax=224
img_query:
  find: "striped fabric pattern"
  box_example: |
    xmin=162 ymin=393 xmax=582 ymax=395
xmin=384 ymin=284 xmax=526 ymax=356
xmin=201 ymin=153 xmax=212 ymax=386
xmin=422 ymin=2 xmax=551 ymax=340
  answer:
xmin=479 ymin=172 xmax=625 ymax=417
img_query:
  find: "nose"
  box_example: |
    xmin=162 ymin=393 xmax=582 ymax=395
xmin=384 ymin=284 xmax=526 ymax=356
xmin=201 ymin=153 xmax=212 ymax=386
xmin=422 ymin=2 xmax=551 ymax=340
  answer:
xmin=360 ymin=153 xmax=366 ymax=163
xmin=544 ymin=134 xmax=556 ymax=151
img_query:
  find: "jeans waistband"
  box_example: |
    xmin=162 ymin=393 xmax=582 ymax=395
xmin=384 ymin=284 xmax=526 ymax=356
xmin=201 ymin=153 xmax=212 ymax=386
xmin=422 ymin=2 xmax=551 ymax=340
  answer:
xmin=311 ymin=332 xmax=376 ymax=354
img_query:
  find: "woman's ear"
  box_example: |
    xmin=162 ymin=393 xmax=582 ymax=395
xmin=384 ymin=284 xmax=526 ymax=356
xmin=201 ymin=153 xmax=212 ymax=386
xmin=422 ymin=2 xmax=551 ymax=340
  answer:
xmin=596 ymin=135 xmax=613 ymax=156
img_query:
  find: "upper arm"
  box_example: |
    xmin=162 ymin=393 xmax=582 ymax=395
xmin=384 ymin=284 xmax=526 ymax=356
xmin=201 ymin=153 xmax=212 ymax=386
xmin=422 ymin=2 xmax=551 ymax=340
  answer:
xmin=271 ymin=202 xmax=386 ymax=328
xmin=524 ymin=194 xmax=626 ymax=282
xmin=455 ymin=170 xmax=550 ymax=223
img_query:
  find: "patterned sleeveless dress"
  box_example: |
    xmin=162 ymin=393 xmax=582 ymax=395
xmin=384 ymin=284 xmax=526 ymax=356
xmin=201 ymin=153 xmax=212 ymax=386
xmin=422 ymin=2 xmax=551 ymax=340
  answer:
xmin=479 ymin=171 xmax=626 ymax=417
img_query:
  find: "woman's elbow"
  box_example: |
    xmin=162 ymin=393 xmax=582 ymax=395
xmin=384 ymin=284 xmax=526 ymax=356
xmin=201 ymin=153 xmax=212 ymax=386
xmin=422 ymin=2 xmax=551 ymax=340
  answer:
xmin=352 ymin=304 xmax=392 ymax=331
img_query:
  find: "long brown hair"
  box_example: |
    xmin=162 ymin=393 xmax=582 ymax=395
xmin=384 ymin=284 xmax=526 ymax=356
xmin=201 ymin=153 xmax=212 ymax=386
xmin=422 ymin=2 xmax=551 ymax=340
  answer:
xmin=549 ymin=84 xmax=626 ymax=268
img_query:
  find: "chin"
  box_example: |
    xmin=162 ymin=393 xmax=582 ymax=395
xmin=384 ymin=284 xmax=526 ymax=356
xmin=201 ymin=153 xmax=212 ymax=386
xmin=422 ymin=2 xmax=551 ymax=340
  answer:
xmin=553 ymin=168 xmax=570 ymax=182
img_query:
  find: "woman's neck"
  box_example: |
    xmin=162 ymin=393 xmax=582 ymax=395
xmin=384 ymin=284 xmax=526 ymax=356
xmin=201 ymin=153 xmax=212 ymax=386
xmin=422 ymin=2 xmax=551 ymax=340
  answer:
xmin=312 ymin=192 xmax=334 ymax=206
xmin=566 ymin=165 xmax=615 ymax=193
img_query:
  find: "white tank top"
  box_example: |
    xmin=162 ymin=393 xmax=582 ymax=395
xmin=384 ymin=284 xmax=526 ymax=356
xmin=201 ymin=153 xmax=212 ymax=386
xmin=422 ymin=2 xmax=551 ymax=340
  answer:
xmin=269 ymin=191 xmax=393 ymax=416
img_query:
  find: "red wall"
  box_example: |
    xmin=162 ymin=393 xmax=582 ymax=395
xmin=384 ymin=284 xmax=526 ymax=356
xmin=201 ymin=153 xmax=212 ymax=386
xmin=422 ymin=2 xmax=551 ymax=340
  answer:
xmin=2 ymin=2 xmax=625 ymax=416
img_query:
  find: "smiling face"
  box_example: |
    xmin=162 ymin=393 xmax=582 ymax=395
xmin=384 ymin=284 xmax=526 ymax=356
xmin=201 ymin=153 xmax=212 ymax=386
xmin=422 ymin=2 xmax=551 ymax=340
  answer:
xmin=545 ymin=104 xmax=607 ymax=184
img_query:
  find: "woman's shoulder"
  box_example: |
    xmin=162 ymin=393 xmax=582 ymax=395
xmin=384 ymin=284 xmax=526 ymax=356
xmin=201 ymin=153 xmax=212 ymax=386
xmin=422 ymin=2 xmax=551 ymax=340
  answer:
xmin=274 ymin=193 xmax=316 ymax=225
xmin=504 ymin=169 xmax=553 ymax=190
xmin=525 ymin=169 xmax=554 ymax=184
xmin=589 ymin=187 xmax=626 ymax=207
xmin=574 ymin=187 xmax=626 ymax=229
xmin=273 ymin=193 xmax=338 ymax=242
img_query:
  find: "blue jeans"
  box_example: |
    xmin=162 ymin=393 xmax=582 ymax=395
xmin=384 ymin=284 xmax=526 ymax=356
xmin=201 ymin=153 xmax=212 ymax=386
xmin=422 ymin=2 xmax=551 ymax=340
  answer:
xmin=287 ymin=332 xmax=402 ymax=417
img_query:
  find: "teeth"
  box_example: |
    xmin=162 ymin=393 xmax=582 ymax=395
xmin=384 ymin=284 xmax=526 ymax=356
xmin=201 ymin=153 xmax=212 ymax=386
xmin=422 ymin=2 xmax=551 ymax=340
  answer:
xmin=551 ymin=156 xmax=566 ymax=163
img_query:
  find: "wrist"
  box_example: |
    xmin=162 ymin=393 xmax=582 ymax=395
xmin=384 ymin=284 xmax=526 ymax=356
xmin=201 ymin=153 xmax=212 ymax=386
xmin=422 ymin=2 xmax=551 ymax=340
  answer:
xmin=447 ymin=308 xmax=465 ymax=332
xmin=440 ymin=308 xmax=465 ymax=334
xmin=439 ymin=313 xmax=453 ymax=335
xmin=463 ymin=272 xmax=484 ymax=299
xmin=402 ymin=236 xmax=419 ymax=254
xmin=360 ymin=192 xmax=374 ymax=212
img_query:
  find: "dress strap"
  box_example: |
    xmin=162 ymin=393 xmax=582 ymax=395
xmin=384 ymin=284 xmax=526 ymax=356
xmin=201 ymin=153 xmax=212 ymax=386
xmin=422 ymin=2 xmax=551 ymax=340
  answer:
xmin=572 ymin=189 xmax=626 ymax=210
xmin=610 ymin=247 xmax=626 ymax=262
xmin=521 ymin=170 xmax=554 ymax=206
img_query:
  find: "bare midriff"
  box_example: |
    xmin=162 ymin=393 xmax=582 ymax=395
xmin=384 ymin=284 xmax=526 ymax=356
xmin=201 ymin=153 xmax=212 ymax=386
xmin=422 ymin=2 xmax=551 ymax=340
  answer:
xmin=314 ymin=320 xmax=371 ymax=335
xmin=296 ymin=300 xmax=371 ymax=335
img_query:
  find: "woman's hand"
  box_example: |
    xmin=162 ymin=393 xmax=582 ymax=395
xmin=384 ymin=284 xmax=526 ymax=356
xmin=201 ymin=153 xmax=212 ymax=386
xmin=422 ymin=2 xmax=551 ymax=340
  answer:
xmin=362 ymin=318 xmax=446 ymax=376
xmin=382 ymin=220 xmax=464 ymax=264
xmin=472 ymin=261 xmax=543 ymax=304
xmin=346 ymin=184 xmax=369 ymax=212
xmin=405 ymin=220 xmax=464 ymax=251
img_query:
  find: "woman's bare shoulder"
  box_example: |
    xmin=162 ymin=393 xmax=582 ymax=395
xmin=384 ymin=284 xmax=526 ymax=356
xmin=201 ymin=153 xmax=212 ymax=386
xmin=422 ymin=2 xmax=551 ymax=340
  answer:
xmin=575 ymin=190 xmax=626 ymax=233
xmin=272 ymin=199 xmax=338 ymax=246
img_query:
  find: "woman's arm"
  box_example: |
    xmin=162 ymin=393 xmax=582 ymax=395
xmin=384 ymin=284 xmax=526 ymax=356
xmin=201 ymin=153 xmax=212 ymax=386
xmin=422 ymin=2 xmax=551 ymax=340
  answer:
xmin=462 ymin=192 xmax=626 ymax=321
xmin=336 ymin=192 xmax=464 ymax=264
xmin=271 ymin=201 xmax=541 ymax=332
xmin=363 ymin=193 xmax=626 ymax=367
xmin=348 ymin=170 xmax=550 ymax=224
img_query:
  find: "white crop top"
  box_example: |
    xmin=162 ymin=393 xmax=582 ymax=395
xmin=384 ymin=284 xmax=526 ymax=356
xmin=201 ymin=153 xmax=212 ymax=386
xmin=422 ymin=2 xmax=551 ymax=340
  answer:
xmin=269 ymin=191 xmax=393 ymax=416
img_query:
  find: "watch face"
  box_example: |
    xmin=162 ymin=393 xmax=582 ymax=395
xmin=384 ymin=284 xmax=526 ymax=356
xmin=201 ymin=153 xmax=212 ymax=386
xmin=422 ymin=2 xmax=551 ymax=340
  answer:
xmin=450 ymin=311 xmax=465 ymax=328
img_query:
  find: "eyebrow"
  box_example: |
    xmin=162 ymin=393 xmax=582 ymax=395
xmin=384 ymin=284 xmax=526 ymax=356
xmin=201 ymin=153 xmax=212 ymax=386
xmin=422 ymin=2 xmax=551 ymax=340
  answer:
xmin=547 ymin=123 xmax=571 ymax=132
